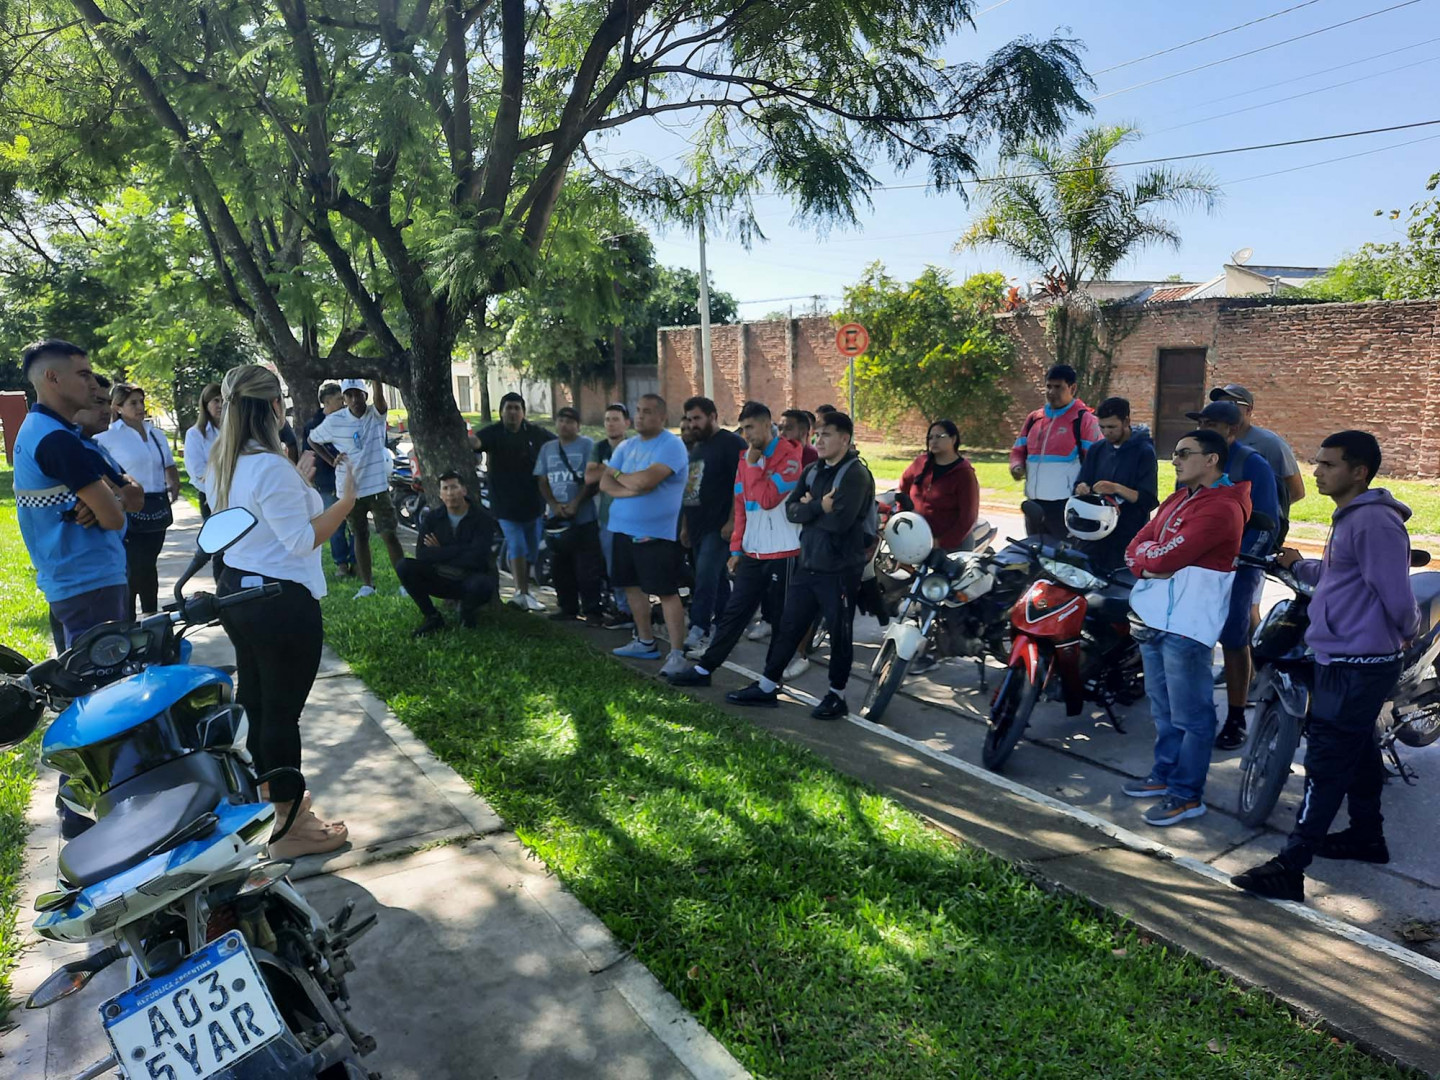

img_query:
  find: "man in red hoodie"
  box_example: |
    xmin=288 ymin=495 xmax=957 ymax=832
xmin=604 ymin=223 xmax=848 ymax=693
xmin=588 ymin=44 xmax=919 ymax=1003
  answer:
xmin=1123 ymin=428 xmax=1250 ymax=827
xmin=668 ymin=400 xmax=805 ymax=687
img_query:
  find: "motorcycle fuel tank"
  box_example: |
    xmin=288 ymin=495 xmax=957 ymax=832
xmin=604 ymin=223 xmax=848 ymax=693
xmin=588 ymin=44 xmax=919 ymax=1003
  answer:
xmin=1011 ymin=580 xmax=1087 ymax=641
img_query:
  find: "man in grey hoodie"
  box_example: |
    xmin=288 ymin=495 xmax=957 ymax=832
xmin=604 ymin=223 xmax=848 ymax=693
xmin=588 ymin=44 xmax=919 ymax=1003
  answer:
xmin=1233 ymin=431 xmax=1419 ymax=903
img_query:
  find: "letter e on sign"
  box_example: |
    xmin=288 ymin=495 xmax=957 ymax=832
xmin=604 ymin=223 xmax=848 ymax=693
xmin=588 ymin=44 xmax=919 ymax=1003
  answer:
xmin=835 ymin=323 xmax=869 ymax=358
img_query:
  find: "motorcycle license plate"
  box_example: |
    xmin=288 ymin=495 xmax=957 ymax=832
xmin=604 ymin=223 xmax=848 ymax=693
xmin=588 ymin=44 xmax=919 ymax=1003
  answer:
xmin=101 ymin=931 xmax=284 ymax=1080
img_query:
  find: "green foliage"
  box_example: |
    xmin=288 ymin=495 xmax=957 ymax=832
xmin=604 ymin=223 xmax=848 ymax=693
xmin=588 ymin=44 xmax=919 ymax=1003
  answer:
xmin=836 ymin=263 xmax=1014 ymax=443
xmin=958 ymin=125 xmax=1219 ymax=392
xmin=1303 ymin=174 xmax=1440 ymax=301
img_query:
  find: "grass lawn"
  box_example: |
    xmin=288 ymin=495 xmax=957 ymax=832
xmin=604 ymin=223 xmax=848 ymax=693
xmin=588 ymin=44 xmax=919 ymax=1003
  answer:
xmin=0 ymin=467 xmax=53 ymax=1021
xmin=320 ymin=562 xmax=1398 ymax=1078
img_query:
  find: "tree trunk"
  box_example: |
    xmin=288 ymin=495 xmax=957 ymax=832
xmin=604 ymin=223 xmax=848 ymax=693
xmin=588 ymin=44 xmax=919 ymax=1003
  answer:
xmin=406 ymin=344 xmax=480 ymax=504
xmin=476 ymin=348 xmax=493 ymax=422
xmin=286 ymin=372 xmax=321 ymax=436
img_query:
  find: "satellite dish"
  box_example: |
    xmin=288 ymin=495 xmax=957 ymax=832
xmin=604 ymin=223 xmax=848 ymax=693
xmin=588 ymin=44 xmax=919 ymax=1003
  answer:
xmin=1231 ymin=247 xmax=1254 ymax=265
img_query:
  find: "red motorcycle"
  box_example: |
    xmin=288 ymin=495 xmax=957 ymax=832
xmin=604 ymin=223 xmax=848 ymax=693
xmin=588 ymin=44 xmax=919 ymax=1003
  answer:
xmin=982 ymin=539 xmax=1145 ymax=772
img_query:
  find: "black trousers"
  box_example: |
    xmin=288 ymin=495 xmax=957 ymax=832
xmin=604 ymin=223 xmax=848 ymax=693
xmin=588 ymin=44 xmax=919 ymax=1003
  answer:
xmin=764 ymin=567 xmax=861 ymax=691
xmin=698 ymin=555 xmax=793 ymax=671
xmin=1282 ymin=658 xmax=1401 ymax=870
xmin=396 ymin=559 xmax=495 ymax=621
xmin=549 ymin=521 xmax=605 ymax=615
xmin=217 ymin=570 xmax=323 ymax=804
xmin=124 ymin=527 xmax=168 ymax=616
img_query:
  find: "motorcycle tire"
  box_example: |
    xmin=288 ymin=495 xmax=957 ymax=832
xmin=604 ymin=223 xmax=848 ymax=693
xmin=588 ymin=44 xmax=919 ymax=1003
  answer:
xmin=983 ymin=662 xmax=1042 ymax=772
xmin=397 ymin=492 xmax=425 ymax=529
xmin=860 ymin=641 xmax=909 ymax=724
xmin=1237 ymin=696 xmax=1302 ymax=828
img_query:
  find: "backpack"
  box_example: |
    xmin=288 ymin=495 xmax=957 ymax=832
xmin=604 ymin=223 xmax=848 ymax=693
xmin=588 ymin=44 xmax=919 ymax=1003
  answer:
xmin=803 ymin=456 xmax=878 ymax=547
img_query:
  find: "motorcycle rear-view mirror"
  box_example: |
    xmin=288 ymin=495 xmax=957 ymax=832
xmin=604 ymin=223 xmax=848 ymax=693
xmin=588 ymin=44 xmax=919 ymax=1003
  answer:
xmin=1413 ymin=550 xmax=1431 ymax=568
xmin=197 ymin=507 xmax=258 ymax=554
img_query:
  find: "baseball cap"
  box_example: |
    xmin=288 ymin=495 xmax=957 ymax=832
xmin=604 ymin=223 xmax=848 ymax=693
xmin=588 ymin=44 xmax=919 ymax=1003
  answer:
xmin=1208 ymin=383 xmax=1254 ymax=408
xmin=1186 ymin=401 xmax=1242 ymax=425
xmin=556 ymin=406 xmax=580 ymax=421
xmin=340 ymin=379 xmax=367 ymax=394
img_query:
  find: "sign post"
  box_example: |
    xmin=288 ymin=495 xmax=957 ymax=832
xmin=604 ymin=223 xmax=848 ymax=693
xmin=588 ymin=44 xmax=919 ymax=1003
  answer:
xmin=835 ymin=322 xmax=869 ymax=420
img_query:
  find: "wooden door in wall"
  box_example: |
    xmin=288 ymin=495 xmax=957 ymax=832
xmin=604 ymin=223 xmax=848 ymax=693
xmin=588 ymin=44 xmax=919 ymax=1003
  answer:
xmin=1154 ymin=348 xmax=1208 ymax=458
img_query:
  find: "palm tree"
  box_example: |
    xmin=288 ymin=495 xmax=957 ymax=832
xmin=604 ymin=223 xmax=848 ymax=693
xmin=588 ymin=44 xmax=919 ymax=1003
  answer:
xmin=957 ymin=124 xmax=1219 ymax=388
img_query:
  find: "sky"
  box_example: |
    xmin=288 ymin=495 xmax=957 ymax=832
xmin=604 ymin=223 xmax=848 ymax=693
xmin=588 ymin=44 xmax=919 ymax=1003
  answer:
xmin=587 ymin=0 xmax=1440 ymax=317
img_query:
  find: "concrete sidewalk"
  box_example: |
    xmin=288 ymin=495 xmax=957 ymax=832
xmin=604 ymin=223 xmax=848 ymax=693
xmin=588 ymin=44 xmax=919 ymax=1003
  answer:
xmin=2 ymin=499 xmax=747 ymax=1080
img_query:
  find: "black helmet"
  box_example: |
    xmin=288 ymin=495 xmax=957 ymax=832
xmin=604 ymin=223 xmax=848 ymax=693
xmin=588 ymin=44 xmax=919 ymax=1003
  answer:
xmin=0 ymin=646 xmax=42 ymax=751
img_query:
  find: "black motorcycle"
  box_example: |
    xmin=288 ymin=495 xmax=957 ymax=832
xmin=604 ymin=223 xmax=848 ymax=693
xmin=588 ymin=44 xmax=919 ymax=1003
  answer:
xmin=1237 ymin=548 xmax=1440 ymax=827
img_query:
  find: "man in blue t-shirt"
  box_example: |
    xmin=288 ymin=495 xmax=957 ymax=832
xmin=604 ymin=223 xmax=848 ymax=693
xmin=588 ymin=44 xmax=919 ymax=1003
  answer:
xmin=599 ymin=393 xmax=692 ymax=676
xmin=15 ymin=340 xmax=132 ymax=647
xmin=535 ymin=406 xmax=604 ymax=620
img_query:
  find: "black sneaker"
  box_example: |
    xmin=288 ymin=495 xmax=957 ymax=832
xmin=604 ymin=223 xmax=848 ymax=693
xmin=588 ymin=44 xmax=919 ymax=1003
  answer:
xmin=411 ymin=615 xmax=445 ymax=639
xmin=1231 ymin=857 xmax=1305 ymax=902
xmin=811 ymin=691 xmax=847 ymax=721
xmin=579 ymin=609 xmax=607 ymax=624
xmin=1317 ymin=828 xmax=1390 ymax=864
xmin=1215 ymin=720 xmax=1247 ymax=751
xmin=726 ymin=682 xmax=778 ymax=708
xmin=666 ymin=667 xmax=712 ymax=687
xmin=601 ymin=612 xmax=635 ymax=631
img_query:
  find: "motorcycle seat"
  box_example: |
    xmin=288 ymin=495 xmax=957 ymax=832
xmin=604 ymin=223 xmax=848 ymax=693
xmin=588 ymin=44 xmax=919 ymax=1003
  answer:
xmin=1411 ymin=571 xmax=1440 ymax=620
xmin=1086 ymin=584 xmax=1134 ymax=624
xmin=59 ymin=780 xmax=223 ymax=888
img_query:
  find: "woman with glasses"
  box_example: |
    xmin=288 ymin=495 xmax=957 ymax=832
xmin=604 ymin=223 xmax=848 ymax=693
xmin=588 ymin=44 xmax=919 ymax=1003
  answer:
xmin=895 ymin=419 xmax=979 ymax=552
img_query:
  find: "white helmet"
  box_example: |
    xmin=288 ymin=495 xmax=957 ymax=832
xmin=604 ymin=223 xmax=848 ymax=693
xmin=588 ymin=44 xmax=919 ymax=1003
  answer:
xmin=884 ymin=511 xmax=934 ymax=564
xmin=1064 ymin=495 xmax=1119 ymax=541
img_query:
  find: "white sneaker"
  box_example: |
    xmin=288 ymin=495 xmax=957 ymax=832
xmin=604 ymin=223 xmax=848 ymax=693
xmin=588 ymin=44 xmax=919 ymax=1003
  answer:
xmin=783 ymin=656 xmax=810 ymax=680
xmin=659 ymin=649 xmax=691 ymax=678
xmin=508 ymin=592 xmax=529 ymax=609
xmin=522 ymin=592 xmax=547 ymax=612
xmin=746 ymin=622 xmax=771 ymax=642
xmin=354 ymin=585 xmax=376 ymax=599
xmin=684 ymin=625 xmax=707 ymax=650
xmin=685 ymin=634 xmax=711 ymax=660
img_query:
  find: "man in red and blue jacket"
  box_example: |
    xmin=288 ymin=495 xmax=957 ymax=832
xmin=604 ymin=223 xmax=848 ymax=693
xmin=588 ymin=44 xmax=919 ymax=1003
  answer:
xmin=1010 ymin=363 xmax=1101 ymax=538
xmin=668 ymin=400 xmax=803 ymax=688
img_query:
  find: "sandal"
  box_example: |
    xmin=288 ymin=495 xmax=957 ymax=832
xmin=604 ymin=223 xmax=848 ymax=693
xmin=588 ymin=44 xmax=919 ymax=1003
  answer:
xmin=269 ymin=808 xmax=350 ymax=858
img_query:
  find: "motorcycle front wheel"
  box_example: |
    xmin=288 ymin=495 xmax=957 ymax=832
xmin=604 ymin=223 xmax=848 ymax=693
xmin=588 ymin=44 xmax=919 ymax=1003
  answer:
xmin=860 ymin=641 xmax=910 ymax=724
xmin=983 ymin=661 xmax=1042 ymax=772
xmin=1237 ymin=696 xmax=1302 ymax=828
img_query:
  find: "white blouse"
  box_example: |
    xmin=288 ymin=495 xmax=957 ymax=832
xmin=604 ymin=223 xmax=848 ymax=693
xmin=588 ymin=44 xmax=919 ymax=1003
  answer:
xmin=184 ymin=424 xmax=220 ymax=486
xmin=206 ymin=447 xmax=326 ymax=599
xmin=96 ymin=420 xmax=175 ymax=494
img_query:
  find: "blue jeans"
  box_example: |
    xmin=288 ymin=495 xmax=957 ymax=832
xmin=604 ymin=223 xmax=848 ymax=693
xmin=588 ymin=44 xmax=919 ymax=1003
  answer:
xmin=499 ymin=517 xmax=542 ymax=565
xmin=1140 ymin=630 xmax=1219 ymax=802
xmin=321 ymin=489 xmax=355 ymax=567
xmin=598 ymin=526 xmax=630 ymax=613
xmin=688 ymin=530 xmax=731 ymax=635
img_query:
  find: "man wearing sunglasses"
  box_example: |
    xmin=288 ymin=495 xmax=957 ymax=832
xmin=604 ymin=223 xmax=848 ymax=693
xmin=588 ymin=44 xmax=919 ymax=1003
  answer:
xmin=1123 ymin=429 xmax=1249 ymax=827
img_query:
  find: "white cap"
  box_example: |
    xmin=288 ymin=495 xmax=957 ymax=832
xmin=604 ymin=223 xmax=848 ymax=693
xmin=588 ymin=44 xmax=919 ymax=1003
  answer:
xmin=340 ymin=379 xmax=367 ymax=393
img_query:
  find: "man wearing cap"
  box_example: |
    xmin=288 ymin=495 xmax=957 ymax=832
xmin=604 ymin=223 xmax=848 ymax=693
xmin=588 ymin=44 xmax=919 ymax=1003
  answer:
xmin=306 ymin=379 xmax=404 ymax=598
xmin=1209 ymin=383 xmax=1305 ymax=541
xmin=471 ymin=391 xmax=554 ymax=611
xmin=1188 ymin=400 xmax=1280 ymax=752
xmin=535 ymin=406 xmax=604 ymax=620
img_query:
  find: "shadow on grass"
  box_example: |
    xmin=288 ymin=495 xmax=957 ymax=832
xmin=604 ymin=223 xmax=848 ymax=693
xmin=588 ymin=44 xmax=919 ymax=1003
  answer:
xmin=318 ymin=558 xmax=1401 ymax=1079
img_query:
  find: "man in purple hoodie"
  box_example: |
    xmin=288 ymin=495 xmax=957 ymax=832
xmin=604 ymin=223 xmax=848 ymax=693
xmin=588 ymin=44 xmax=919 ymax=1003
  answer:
xmin=1233 ymin=431 xmax=1419 ymax=903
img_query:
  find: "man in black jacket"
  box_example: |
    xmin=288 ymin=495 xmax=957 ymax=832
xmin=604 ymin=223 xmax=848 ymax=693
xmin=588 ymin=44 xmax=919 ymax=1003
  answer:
xmin=728 ymin=412 xmax=875 ymax=720
xmin=396 ymin=470 xmax=498 ymax=636
xmin=1072 ymin=397 xmax=1158 ymax=570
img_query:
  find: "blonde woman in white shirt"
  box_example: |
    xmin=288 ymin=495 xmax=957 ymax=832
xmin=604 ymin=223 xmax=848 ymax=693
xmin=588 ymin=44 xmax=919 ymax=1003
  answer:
xmin=206 ymin=364 xmax=356 ymax=857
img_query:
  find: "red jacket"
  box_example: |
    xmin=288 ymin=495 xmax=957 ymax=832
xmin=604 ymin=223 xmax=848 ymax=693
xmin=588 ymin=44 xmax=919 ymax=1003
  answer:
xmin=898 ymin=453 xmax=979 ymax=550
xmin=1124 ymin=479 xmax=1251 ymax=646
xmin=731 ymin=435 xmax=805 ymax=559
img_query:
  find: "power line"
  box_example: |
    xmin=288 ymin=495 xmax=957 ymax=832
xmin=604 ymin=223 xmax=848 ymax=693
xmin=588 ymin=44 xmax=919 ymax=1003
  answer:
xmin=1153 ymin=35 xmax=1440 ymax=118
xmin=1095 ymin=0 xmax=1426 ymax=99
xmin=1222 ymin=130 xmax=1440 ymax=185
xmin=1153 ymin=54 xmax=1440 ymax=134
xmin=1093 ymin=0 xmax=1325 ymax=75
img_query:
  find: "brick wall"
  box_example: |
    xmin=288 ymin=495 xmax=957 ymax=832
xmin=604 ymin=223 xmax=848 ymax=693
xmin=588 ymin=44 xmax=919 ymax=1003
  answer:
xmin=653 ymin=298 xmax=1440 ymax=476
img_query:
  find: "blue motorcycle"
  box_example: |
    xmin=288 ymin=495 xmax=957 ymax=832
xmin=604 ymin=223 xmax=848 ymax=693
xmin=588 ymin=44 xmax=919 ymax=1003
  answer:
xmin=1 ymin=508 xmax=376 ymax=1080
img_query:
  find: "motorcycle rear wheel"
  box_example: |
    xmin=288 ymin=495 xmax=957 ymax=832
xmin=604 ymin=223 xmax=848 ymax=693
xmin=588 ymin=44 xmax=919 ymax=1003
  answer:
xmin=860 ymin=641 xmax=909 ymax=724
xmin=1237 ymin=696 xmax=1302 ymax=828
xmin=983 ymin=662 xmax=1042 ymax=772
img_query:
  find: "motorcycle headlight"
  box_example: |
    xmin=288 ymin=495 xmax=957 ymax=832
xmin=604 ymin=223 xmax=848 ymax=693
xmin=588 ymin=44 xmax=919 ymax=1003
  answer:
xmin=920 ymin=573 xmax=950 ymax=602
xmin=1040 ymin=557 xmax=1101 ymax=592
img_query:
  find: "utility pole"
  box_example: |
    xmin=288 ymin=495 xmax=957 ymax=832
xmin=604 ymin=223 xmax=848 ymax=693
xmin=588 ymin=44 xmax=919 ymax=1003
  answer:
xmin=697 ymin=209 xmax=714 ymax=398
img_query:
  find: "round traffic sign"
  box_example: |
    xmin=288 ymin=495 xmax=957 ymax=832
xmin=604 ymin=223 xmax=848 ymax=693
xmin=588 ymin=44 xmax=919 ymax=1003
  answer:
xmin=835 ymin=322 xmax=869 ymax=357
